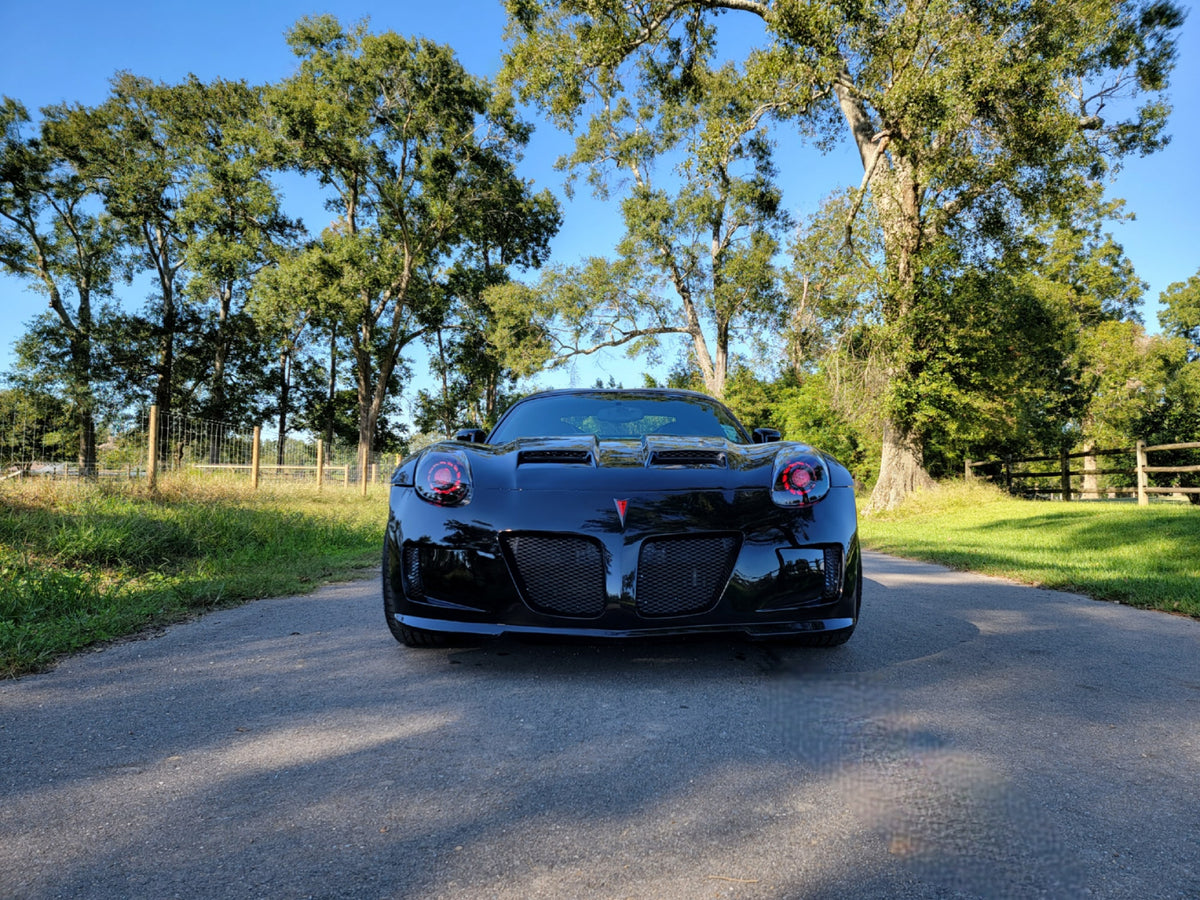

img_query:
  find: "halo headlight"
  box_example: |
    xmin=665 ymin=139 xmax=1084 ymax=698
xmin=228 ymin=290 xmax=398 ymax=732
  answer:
xmin=415 ymin=450 xmax=472 ymax=506
xmin=771 ymin=451 xmax=831 ymax=507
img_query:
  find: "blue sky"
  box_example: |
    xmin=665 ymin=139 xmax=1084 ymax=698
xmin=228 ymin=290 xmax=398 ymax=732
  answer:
xmin=2 ymin=0 xmax=1198 ymax=400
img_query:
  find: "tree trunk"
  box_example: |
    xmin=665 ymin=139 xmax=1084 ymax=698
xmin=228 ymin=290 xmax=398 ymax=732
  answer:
xmin=864 ymin=421 xmax=937 ymax=514
xmin=276 ymin=349 xmax=291 ymax=467
xmin=325 ymin=324 xmax=338 ymax=450
xmin=207 ymin=280 xmax=233 ymax=462
xmin=78 ymin=409 xmax=97 ymax=478
xmin=150 ymin=228 xmax=178 ymax=464
xmin=68 ymin=314 xmax=98 ymax=477
xmin=835 ymin=77 xmax=937 ymax=510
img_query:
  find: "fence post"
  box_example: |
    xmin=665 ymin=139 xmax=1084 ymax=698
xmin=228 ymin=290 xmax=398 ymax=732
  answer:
xmin=146 ymin=405 xmax=159 ymax=490
xmin=316 ymin=439 xmax=325 ymax=491
xmin=1004 ymin=456 xmax=1013 ymax=495
xmin=1060 ymin=448 xmax=1072 ymax=502
xmin=1136 ymin=440 xmax=1148 ymax=507
xmin=965 ymin=458 xmax=973 ymax=480
xmin=251 ymin=426 xmax=262 ymax=491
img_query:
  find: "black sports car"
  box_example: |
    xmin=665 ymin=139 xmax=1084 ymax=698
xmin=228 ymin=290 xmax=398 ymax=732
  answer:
xmin=383 ymin=388 xmax=861 ymax=647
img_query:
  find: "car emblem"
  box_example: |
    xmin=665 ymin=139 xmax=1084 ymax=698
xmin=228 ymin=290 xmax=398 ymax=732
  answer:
xmin=614 ymin=499 xmax=629 ymax=528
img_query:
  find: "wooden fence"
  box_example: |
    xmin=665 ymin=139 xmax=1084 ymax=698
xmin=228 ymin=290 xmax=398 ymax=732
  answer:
xmin=965 ymin=441 xmax=1200 ymax=506
xmin=146 ymin=413 xmax=396 ymax=495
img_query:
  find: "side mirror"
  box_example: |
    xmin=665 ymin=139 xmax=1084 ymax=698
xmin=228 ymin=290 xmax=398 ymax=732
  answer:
xmin=752 ymin=427 xmax=782 ymax=444
xmin=454 ymin=428 xmax=487 ymax=444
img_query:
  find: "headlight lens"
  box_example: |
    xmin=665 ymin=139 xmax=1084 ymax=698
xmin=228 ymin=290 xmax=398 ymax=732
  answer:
xmin=771 ymin=451 xmax=831 ymax=506
xmin=415 ymin=450 xmax=472 ymax=506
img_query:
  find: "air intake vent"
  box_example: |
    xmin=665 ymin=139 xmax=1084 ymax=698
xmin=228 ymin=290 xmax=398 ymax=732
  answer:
xmin=502 ymin=534 xmax=607 ymax=617
xmin=649 ymin=449 xmax=727 ymax=467
xmin=403 ymin=545 xmax=425 ymax=601
xmin=635 ymin=534 xmax=739 ymax=617
xmin=823 ymin=547 xmax=844 ymax=600
xmin=517 ymin=449 xmax=593 ymax=465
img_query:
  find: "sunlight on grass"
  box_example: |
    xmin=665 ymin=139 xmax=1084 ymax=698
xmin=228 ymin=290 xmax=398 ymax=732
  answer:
xmin=861 ymin=482 xmax=1199 ymax=615
xmin=0 ymin=476 xmax=387 ymax=676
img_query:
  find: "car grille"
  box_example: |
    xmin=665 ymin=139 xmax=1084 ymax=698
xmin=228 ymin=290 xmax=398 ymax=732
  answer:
xmin=517 ymin=449 xmax=593 ymax=465
xmin=648 ymin=449 xmax=727 ymax=467
xmin=636 ymin=535 xmax=739 ymax=617
xmin=502 ymin=534 xmax=607 ymax=618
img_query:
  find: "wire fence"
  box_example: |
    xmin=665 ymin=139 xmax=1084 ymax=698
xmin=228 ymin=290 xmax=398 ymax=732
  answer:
xmin=1 ymin=406 xmax=414 ymax=488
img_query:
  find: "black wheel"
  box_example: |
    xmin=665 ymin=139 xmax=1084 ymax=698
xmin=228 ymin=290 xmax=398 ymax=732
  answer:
xmin=382 ymin=541 xmax=449 ymax=648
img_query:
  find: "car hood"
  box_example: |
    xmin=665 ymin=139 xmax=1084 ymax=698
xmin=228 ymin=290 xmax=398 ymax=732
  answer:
xmin=395 ymin=435 xmax=854 ymax=493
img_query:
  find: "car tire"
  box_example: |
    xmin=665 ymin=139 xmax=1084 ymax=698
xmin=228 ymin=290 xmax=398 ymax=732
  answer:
xmin=382 ymin=541 xmax=449 ymax=648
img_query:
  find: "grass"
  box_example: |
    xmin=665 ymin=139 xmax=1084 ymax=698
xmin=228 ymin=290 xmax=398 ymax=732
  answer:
xmin=0 ymin=477 xmax=387 ymax=677
xmin=859 ymin=481 xmax=1200 ymax=616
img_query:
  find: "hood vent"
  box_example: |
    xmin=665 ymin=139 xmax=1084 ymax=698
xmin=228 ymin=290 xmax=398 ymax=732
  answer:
xmin=649 ymin=449 xmax=728 ymax=467
xmin=518 ymin=449 xmax=594 ymax=465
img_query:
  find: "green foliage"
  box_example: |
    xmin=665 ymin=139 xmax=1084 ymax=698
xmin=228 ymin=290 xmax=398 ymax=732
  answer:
xmin=266 ymin=16 xmax=558 ymax=459
xmin=1 ymin=96 xmax=128 ymax=471
xmin=27 ymin=72 xmax=301 ymax=431
xmin=503 ymin=0 xmax=1184 ymax=507
xmin=1159 ymin=270 xmax=1200 ymax=358
xmin=504 ymin=17 xmax=795 ymax=397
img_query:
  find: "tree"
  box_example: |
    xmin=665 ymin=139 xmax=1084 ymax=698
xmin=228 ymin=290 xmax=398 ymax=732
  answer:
xmin=268 ymin=16 xmax=559 ymax=471
xmin=42 ymin=74 xmax=192 ymax=430
xmin=1160 ymin=270 xmax=1200 ymax=359
xmin=173 ymin=78 xmax=301 ymax=425
xmin=0 ymin=98 xmax=124 ymax=474
xmin=498 ymin=43 xmax=793 ymax=398
xmin=417 ymin=269 xmax=524 ymax=436
xmin=504 ymin=0 xmax=1184 ymax=509
xmin=39 ymin=73 xmax=293 ymax=442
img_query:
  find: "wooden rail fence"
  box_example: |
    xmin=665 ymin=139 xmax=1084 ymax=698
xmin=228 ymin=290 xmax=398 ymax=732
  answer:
xmin=966 ymin=441 xmax=1200 ymax=506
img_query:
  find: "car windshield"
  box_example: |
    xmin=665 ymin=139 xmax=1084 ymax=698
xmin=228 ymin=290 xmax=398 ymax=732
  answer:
xmin=488 ymin=392 xmax=749 ymax=443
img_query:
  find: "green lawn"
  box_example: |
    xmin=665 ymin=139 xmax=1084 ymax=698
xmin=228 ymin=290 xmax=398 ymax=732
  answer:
xmin=0 ymin=477 xmax=387 ymax=677
xmin=859 ymin=482 xmax=1200 ymax=616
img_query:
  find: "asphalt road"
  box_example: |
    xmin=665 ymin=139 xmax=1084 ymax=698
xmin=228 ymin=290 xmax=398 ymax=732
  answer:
xmin=2 ymin=551 xmax=1198 ymax=900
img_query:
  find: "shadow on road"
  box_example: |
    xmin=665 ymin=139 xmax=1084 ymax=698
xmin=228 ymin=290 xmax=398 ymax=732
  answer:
xmin=2 ymin=553 xmax=1198 ymax=899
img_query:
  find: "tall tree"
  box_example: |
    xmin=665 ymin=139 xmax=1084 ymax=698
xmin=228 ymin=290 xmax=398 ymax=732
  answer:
xmin=268 ymin=16 xmax=559 ymax=471
xmin=497 ymin=46 xmax=792 ymax=398
xmin=42 ymin=74 xmax=191 ymax=430
xmin=504 ymin=0 xmax=1183 ymax=508
xmin=174 ymin=77 xmax=300 ymax=424
xmin=0 ymin=98 xmax=124 ymax=474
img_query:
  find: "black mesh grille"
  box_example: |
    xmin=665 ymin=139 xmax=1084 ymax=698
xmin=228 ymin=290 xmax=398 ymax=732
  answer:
xmin=823 ymin=547 xmax=843 ymax=599
xmin=636 ymin=535 xmax=739 ymax=617
xmin=403 ymin=545 xmax=425 ymax=600
xmin=502 ymin=534 xmax=607 ymax=618
xmin=649 ymin=449 xmax=727 ymax=467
